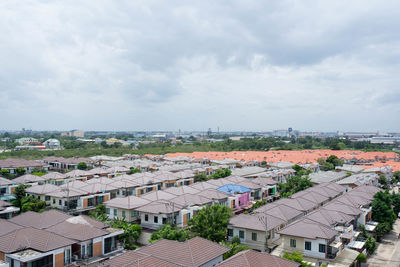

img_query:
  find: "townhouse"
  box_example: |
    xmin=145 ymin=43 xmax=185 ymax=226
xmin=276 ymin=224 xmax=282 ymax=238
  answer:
xmin=0 ymin=178 xmax=12 ymax=197
xmin=101 ymin=237 xmax=230 ymax=267
xmin=275 ymin=185 xmax=380 ymax=266
xmin=42 ymin=157 xmax=93 ymax=171
xmin=0 ymin=158 xmax=47 ymax=174
xmin=1 ymin=210 xmax=123 ymax=266
xmin=0 ymin=200 xmax=19 ymax=219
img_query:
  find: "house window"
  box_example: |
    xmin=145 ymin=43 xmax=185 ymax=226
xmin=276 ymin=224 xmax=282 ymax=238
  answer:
xmin=239 ymin=230 xmax=244 ymax=239
xmin=162 ymin=217 xmax=167 ymax=224
xmin=154 ymin=216 xmax=158 ymax=223
xmin=305 ymin=241 xmax=311 ymax=251
xmin=145 ymin=214 xmax=149 ymax=221
xmin=252 ymin=232 xmax=257 ymax=241
xmin=45 ymin=196 xmax=50 ymax=201
xmin=53 ymin=199 xmax=55 ymax=204
xmin=319 ymin=244 xmax=326 ymax=253
xmin=131 ymin=210 xmax=139 ymax=217
xmin=114 ymin=209 xmax=117 ymax=216
xmin=227 ymin=229 xmax=233 ymax=237
xmin=59 ymin=200 xmax=62 ymax=205
xmin=106 ymin=208 xmax=110 ymax=215
xmin=290 ymin=239 xmax=296 ymax=248
xmin=122 ymin=211 xmax=126 ymax=218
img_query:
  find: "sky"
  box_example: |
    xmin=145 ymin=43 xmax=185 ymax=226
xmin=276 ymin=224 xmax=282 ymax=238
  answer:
xmin=0 ymin=0 xmax=400 ymax=132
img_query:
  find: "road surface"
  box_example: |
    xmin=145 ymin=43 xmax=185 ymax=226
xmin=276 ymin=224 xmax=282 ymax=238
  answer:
xmin=368 ymin=219 xmax=400 ymax=266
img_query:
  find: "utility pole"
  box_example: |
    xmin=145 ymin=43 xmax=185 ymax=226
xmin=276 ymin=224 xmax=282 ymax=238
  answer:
xmin=258 ymin=213 xmax=269 ymax=253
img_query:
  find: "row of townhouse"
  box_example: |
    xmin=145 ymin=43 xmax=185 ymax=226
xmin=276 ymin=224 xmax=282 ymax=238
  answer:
xmin=0 ymin=210 xmax=123 ymax=267
xmin=0 ymin=158 xmax=48 ymax=174
xmin=24 ymin=170 xmax=195 ymax=213
xmin=276 ymin=185 xmax=381 ymax=266
xmin=105 ymin=175 xmax=279 ymax=230
xmin=100 ymin=237 xmax=300 ymax=267
xmin=227 ymin=182 xmax=347 ymax=252
xmin=41 ymin=156 xmax=94 ymax=171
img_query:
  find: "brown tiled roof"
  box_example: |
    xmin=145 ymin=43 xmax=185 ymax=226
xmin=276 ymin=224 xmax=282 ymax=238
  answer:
xmin=25 ymin=184 xmax=59 ymax=195
xmin=278 ymin=218 xmax=338 ymax=240
xmin=0 ymin=227 xmax=75 ymax=253
xmin=170 ymin=194 xmax=212 ymax=207
xmin=216 ymin=249 xmax=300 ymax=267
xmin=105 ymin=196 xmax=150 ymax=209
xmin=189 ymin=182 xmax=218 ymax=191
xmin=306 ymin=208 xmax=354 ymax=227
xmin=85 ymin=177 xmax=115 ymax=185
xmin=137 ymin=237 xmax=230 ymax=266
xmin=43 ymin=156 xmax=92 ymax=164
xmin=0 ymin=177 xmax=12 ymax=186
xmin=250 ymin=177 xmax=278 ymax=186
xmin=0 ymin=158 xmax=45 ymax=168
xmin=46 ymin=220 xmax=109 ymax=242
xmin=0 ymin=219 xmax=24 ymax=237
xmin=47 ymin=187 xmax=88 ymax=198
xmin=164 ymin=186 xmax=200 ymax=196
xmin=41 ymin=172 xmax=67 ymax=180
xmin=101 ymin=250 xmax=181 ymax=267
xmin=140 ymin=190 xmax=177 ymax=201
xmin=135 ymin=200 xmax=184 ymax=214
xmin=80 ymin=183 xmax=118 ymax=194
xmin=9 ymin=210 xmax=72 ymax=229
xmin=65 ymin=169 xmax=90 ymax=178
xmin=12 ymin=174 xmax=46 ymax=184
xmin=254 ymin=204 xmax=302 ymax=222
xmin=195 ymin=189 xmax=231 ymax=201
xmin=275 ymin=198 xmax=315 ymax=212
xmin=229 ymin=213 xmax=285 ymax=232
xmin=59 ymin=180 xmax=88 ymax=189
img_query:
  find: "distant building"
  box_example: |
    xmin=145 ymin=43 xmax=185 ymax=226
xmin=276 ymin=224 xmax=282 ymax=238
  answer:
xmin=16 ymin=137 xmax=39 ymax=146
xmin=43 ymin=139 xmax=61 ymax=149
xmin=69 ymin=130 xmax=85 ymax=138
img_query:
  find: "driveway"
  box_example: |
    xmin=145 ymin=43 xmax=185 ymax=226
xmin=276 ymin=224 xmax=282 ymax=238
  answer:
xmin=367 ymin=219 xmax=400 ymax=266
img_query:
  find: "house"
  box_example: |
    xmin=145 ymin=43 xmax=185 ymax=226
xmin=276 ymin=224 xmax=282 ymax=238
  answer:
xmin=101 ymin=237 xmax=230 ymax=267
xmin=216 ymin=184 xmax=252 ymax=211
xmin=105 ymin=196 xmax=150 ymax=222
xmin=335 ymin=164 xmax=365 ymax=174
xmin=0 ymin=158 xmax=47 ymax=174
xmin=0 ymin=178 xmax=12 ymax=197
xmin=43 ymin=157 xmax=93 ymax=171
xmin=309 ymin=171 xmax=348 ymax=184
xmin=11 ymin=174 xmax=46 ymax=186
xmin=43 ymin=139 xmax=61 ymax=149
xmin=215 ymin=249 xmax=299 ymax=267
xmin=41 ymin=172 xmax=68 ymax=185
xmin=0 ymin=201 xmax=19 ymax=219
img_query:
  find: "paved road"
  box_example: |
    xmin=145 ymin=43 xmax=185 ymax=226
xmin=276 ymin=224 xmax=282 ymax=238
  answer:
xmin=367 ymin=219 xmax=400 ymax=266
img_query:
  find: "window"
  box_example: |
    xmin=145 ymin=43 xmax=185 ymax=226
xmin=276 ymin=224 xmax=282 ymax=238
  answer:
xmin=45 ymin=196 xmax=50 ymax=201
xmin=227 ymin=229 xmax=233 ymax=237
xmin=239 ymin=230 xmax=245 ymax=239
xmin=305 ymin=241 xmax=311 ymax=251
xmin=252 ymin=232 xmax=257 ymax=241
xmin=131 ymin=210 xmax=139 ymax=217
xmin=113 ymin=209 xmax=117 ymax=216
xmin=319 ymin=244 xmax=326 ymax=253
xmin=106 ymin=208 xmax=110 ymax=215
xmin=59 ymin=200 xmax=62 ymax=205
xmin=154 ymin=216 xmax=158 ymax=223
xmin=290 ymin=239 xmax=296 ymax=248
xmin=53 ymin=199 xmax=55 ymax=204
xmin=122 ymin=211 xmax=126 ymax=218
xmin=162 ymin=217 xmax=167 ymax=224
xmin=145 ymin=214 xmax=149 ymax=221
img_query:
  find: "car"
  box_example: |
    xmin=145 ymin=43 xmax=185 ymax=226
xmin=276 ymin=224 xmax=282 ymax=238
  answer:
xmin=397 ymin=182 xmax=400 ymax=186
xmin=398 ymin=212 xmax=400 ymax=218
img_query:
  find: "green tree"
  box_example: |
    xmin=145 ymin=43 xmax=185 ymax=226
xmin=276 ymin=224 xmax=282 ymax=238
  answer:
xmin=378 ymin=175 xmax=388 ymax=188
xmin=149 ymin=224 xmax=190 ymax=243
xmin=365 ymin=236 xmax=376 ymax=254
xmin=89 ymin=204 xmax=108 ymax=222
xmin=282 ymin=251 xmax=312 ymax=267
xmin=326 ymin=155 xmax=344 ymax=167
xmin=372 ymin=191 xmax=396 ymax=224
xmin=194 ymin=173 xmax=207 ymax=183
xmin=393 ymin=171 xmax=400 ymax=183
xmin=15 ymin=167 xmax=26 ymax=176
xmin=210 ymin=169 xmax=232 ymax=179
xmin=21 ymin=196 xmax=46 ymax=212
xmin=12 ymin=184 xmax=28 ymax=209
xmin=0 ymin=168 xmax=10 ymax=178
xmin=120 ymin=224 xmax=142 ymax=250
xmin=356 ymin=253 xmax=367 ymax=266
xmin=129 ymin=167 xmax=141 ymax=174
xmin=77 ymin=162 xmax=88 ymax=170
xmin=392 ymin=193 xmax=400 ymax=214
xmin=189 ymin=204 xmax=232 ymax=242
xmin=220 ymin=236 xmax=248 ymax=260
xmin=278 ymin=175 xmax=313 ymax=197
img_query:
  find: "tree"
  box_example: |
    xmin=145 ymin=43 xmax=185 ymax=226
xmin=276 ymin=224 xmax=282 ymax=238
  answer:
xmin=282 ymin=251 xmax=312 ymax=267
xmin=375 ymin=222 xmax=392 ymax=242
xmin=393 ymin=171 xmax=400 ymax=183
xmin=372 ymin=191 xmax=396 ymax=224
xmin=0 ymin=168 xmax=10 ymax=178
xmin=189 ymin=204 xmax=232 ymax=242
xmin=250 ymin=200 xmax=266 ymax=212
xmin=365 ymin=236 xmax=376 ymax=254
xmin=356 ymin=253 xmax=367 ymax=266
xmin=149 ymin=224 xmax=191 ymax=243
xmin=326 ymin=155 xmax=343 ymax=167
xmin=21 ymin=196 xmax=46 ymax=212
xmin=278 ymin=175 xmax=313 ymax=197
xmin=194 ymin=173 xmax=207 ymax=183
xmin=378 ymin=174 xmax=388 ymax=188
xmin=77 ymin=162 xmax=88 ymax=170
xmin=15 ymin=167 xmax=26 ymax=176
xmin=220 ymin=236 xmax=249 ymax=260
xmin=129 ymin=167 xmax=141 ymax=174
xmin=120 ymin=224 xmax=142 ymax=250
xmin=89 ymin=204 xmax=108 ymax=222
xmin=210 ymin=169 xmax=232 ymax=179
xmin=392 ymin=193 xmax=400 ymax=214
xmin=12 ymin=184 xmax=28 ymax=209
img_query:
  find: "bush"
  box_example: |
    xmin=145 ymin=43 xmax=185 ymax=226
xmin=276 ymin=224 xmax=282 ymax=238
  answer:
xmin=149 ymin=224 xmax=190 ymax=243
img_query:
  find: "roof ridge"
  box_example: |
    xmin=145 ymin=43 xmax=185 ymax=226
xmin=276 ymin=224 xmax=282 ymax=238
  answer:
xmin=186 ymin=238 xmax=195 ymax=266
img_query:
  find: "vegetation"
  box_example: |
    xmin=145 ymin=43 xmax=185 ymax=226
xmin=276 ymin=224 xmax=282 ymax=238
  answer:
xmin=108 ymin=217 xmax=142 ymax=250
xmin=20 ymin=196 xmax=46 ymax=212
xmin=149 ymin=224 xmax=191 ymax=243
xmin=378 ymin=174 xmax=388 ymax=189
xmin=365 ymin=235 xmax=377 ymax=254
xmin=371 ymin=190 xmax=396 ymax=242
xmin=129 ymin=167 xmax=142 ymax=174
xmin=194 ymin=173 xmax=208 ymax=183
xmin=356 ymin=253 xmax=367 ymax=266
xmin=317 ymin=155 xmax=344 ymax=171
xmin=393 ymin=171 xmax=400 ymax=183
xmin=282 ymin=251 xmax=312 ymax=267
xmin=77 ymin=162 xmax=88 ymax=170
xmin=193 ymin=169 xmax=231 ymax=183
xmin=220 ymin=236 xmax=249 ymax=260
xmin=189 ymin=204 xmax=232 ymax=242
xmin=278 ymin=166 xmax=313 ymax=198
xmin=89 ymin=204 xmax=108 ymax=222
xmin=249 ymin=200 xmax=267 ymax=212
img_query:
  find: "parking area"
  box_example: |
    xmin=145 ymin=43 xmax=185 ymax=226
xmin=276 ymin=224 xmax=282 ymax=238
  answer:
xmin=367 ymin=219 xmax=400 ymax=266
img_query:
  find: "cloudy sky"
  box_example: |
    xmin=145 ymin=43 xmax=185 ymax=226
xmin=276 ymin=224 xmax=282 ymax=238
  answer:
xmin=1 ymin=0 xmax=399 ymax=132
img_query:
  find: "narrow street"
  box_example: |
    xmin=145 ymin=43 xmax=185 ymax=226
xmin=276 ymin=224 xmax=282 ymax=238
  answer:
xmin=367 ymin=219 xmax=400 ymax=266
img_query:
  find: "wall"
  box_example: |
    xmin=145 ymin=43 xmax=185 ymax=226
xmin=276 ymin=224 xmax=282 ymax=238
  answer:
xmin=54 ymin=252 xmax=64 ymax=267
xmin=303 ymin=238 xmax=328 ymax=259
xmin=93 ymin=241 xmax=102 ymax=257
xmin=200 ymin=255 xmax=224 ymax=267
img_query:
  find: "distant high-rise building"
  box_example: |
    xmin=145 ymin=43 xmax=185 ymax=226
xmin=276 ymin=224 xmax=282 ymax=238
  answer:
xmin=69 ymin=130 xmax=85 ymax=138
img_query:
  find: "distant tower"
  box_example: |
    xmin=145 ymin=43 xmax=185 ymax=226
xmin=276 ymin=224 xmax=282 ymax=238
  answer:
xmin=288 ymin=127 xmax=293 ymax=138
xmin=207 ymin=128 xmax=212 ymax=137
